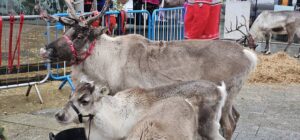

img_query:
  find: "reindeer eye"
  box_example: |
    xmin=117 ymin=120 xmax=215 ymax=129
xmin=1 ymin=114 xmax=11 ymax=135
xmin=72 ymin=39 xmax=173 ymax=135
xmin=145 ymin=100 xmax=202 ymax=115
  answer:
xmin=78 ymin=95 xmax=90 ymax=106
xmin=77 ymin=33 xmax=85 ymax=39
xmin=81 ymin=100 xmax=89 ymax=106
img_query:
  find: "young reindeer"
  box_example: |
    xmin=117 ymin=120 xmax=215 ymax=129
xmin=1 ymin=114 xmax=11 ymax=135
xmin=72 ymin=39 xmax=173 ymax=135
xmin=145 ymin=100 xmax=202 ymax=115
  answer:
xmin=248 ymin=11 xmax=300 ymax=57
xmin=55 ymin=80 xmax=227 ymax=140
xmin=37 ymin=0 xmax=257 ymax=139
xmin=126 ymin=97 xmax=199 ymax=140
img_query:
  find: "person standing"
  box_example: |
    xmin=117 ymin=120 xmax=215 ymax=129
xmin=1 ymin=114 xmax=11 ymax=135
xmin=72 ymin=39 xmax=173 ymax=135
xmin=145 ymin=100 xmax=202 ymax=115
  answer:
xmin=184 ymin=0 xmax=222 ymax=39
xmin=84 ymin=0 xmax=93 ymax=12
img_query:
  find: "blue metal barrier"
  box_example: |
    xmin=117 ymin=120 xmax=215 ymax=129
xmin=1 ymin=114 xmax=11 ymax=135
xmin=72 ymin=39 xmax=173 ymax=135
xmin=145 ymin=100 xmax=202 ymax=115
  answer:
xmin=104 ymin=10 xmax=151 ymax=38
xmin=46 ymin=18 xmax=75 ymax=92
xmin=151 ymin=7 xmax=185 ymax=41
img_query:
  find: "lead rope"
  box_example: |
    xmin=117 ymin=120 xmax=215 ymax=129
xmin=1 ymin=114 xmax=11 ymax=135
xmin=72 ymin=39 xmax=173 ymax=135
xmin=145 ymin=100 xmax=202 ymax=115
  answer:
xmin=0 ymin=16 xmax=2 ymax=66
xmin=11 ymin=14 xmax=24 ymax=70
xmin=8 ymin=15 xmax=14 ymax=73
xmin=70 ymin=102 xmax=94 ymax=140
xmin=87 ymin=115 xmax=93 ymax=140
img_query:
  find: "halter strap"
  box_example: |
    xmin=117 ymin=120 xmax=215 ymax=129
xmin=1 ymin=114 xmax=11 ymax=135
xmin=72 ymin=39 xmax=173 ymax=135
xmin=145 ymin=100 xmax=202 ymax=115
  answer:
xmin=70 ymin=101 xmax=94 ymax=140
xmin=63 ymin=35 xmax=96 ymax=65
xmin=70 ymin=101 xmax=94 ymax=123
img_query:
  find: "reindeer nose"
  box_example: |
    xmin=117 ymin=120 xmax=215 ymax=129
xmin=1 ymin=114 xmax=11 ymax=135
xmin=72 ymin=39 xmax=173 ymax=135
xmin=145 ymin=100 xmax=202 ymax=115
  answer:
xmin=40 ymin=48 xmax=49 ymax=59
xmin=55 ymin=111 xmax=66 ymax=121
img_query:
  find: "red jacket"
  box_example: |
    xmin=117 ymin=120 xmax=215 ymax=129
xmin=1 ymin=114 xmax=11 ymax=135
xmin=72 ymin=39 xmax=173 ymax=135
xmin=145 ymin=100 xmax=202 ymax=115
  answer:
xmin=143 ymin=0 xmax=160 ymax=5
xmin=85 ymin=0 xmax=92 ymax=4
xmin=187 ymin=0 xmax=221 ymax=4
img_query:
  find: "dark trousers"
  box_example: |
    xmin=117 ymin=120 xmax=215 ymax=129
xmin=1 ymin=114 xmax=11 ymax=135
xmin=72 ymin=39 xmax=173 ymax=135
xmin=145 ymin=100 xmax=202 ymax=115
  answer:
xmin=133 ymin=0 xmax=159 ymax=25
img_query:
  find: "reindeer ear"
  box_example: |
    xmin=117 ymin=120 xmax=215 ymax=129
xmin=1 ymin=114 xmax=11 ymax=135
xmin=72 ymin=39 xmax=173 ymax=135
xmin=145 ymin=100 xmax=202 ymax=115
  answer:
xmin=78 ymin=80 xmax=95 ymax=94
xmin=97 ymin=27 xmax=109 ymax=35
xmin=100 ymin=86 xmax=110 ymax=95
xmin=93 ymin=86 xmax=110 ymax=101
xmin=100 ymin=27 xmax=109 ymax=35
xmin=88 ymin=27 xmax=108 ymax=41
xmin=86 ymin=81 xmax=95 ymax=94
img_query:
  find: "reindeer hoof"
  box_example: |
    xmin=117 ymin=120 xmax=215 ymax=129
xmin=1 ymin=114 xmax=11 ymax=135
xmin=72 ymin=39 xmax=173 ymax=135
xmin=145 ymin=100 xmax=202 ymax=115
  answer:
xmin=264 ymin=51 xmax=271 ymax=55
xmin=294 ymin=55 xmax=300 ymax=58
xmin=261 ymin=50 xmax=267 ymax=53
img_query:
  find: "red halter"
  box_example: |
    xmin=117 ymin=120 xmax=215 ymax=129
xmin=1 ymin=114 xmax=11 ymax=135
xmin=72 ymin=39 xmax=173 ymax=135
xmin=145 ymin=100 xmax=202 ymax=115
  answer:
xmin=63 ymin=35 xmax=96 ymax=65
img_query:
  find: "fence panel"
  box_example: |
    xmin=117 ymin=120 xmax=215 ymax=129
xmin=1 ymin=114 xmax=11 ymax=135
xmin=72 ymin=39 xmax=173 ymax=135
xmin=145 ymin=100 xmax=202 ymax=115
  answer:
xmin=102 ymin=10 xmax=151 ymax=38
xmin=0 ymin=15 xmax=51 ymax=103
xmin=0 ymin=9 xmax=179 ymax=103
xmin=151 ymin=7 xmax=185 ymax=41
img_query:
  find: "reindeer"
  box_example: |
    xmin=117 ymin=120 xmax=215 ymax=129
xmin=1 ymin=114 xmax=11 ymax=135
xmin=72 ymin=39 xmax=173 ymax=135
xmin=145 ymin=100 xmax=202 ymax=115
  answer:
xmin=126 ymin=97 xmax=200 ymax=140
xmin=248 ymin=10 xmax=300 ymax=58
xmin=37 ymin=0 xmax=257 ymax=139
xmin=55 ymin=80 xmax=227 ymax=140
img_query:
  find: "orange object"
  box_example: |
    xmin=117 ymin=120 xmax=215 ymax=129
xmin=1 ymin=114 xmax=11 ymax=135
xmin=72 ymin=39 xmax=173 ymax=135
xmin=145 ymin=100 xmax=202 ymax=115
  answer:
xmin=105 ymin=15 xmax=117 ymax=35
xmin=91 ymin=11 xmax=101 ymax=27
xmin=282 ymin=0 xmax=288 ymax=5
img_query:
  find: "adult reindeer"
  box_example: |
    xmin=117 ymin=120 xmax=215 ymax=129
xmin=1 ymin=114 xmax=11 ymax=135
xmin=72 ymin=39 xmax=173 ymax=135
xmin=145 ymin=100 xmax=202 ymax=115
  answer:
xmin=248 ymin=10 xmax=300 ymax=57
xmin=37 ymin=0 xmax=257 ymax=139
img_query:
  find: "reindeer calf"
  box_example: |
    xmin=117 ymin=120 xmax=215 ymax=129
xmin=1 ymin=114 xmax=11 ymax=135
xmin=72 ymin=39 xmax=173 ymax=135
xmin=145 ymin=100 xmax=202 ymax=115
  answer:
xmin=126 ymin=97 xmax=199 ymax=140
xmin=55 ymin=80 xmax=227 ymax=140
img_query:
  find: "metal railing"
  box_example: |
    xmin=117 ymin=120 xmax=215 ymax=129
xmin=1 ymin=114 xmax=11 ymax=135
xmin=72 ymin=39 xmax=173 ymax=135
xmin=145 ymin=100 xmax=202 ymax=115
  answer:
xmin=0 ymin=15 xmax=50 ymax=103
xmin=151 ymin=7 xmax=185 ymax=41
xmin=0 ymin=8 xmax=186 ymax=103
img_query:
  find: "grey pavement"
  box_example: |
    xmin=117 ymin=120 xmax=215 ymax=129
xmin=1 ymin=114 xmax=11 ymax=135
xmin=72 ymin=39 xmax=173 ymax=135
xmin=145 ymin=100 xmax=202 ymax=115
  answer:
xmin=1 ymin=84 xmax=300 ymax=140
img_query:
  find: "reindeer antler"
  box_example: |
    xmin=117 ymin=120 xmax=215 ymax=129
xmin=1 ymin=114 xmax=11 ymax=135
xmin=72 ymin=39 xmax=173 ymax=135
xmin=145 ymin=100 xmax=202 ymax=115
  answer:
xmin=86 ymin=0 xmax=111 ymax=25
xmin=36 ymin=0 xmax=111 ymax=27
xmin=63 ymin=0 xmax=81 ymax=22
xmin=34 ymin=4 xmax=59 ymax=22
xmin=225 ymin=15 xmax=251 ymax=46
xmin=225 ymin=15 xmax=248 ymax=37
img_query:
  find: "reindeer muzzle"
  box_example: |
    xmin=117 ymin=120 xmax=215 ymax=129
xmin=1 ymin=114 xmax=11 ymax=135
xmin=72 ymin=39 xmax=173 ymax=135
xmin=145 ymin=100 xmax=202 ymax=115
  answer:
xmin=40 ymin=47 xmax=52 ymax=60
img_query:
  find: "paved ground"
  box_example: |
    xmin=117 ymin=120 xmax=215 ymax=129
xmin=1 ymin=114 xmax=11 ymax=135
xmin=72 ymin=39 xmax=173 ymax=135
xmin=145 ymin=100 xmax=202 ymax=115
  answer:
xmin=233 ymin=84 xmax=300 ymax=140
xmin=0 ymin=84 xmax=300 ymax=140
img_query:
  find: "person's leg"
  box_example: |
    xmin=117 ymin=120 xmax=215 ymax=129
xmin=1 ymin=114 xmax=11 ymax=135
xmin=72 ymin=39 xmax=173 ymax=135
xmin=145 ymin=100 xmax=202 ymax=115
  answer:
xmin=84 ymin=4 xmax=92 ymax=12
xmin=189 ymin=3 xmax=210 ymax=39
xmin=203 ymin=4 xmax=221 ymax=39
xmin=184 ymin=4 xmax=195 ymax=39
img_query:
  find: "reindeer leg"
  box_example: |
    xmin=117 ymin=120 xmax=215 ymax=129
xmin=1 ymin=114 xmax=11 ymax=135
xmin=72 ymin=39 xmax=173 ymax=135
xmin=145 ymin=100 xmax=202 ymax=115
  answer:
xmin=264 ymin=33 xmax=272 ymax=55
xmin=284 ymin=37 xmax=294 ymax=52
xmin=261 ymin=33 xmax=269 ymax=54
xmin=220 ymin=111 xmax=234 ymax=140
xmin=295 ymin=47 xmax=300 ymax=58
xmin=232 ymin=106 xmax=240 ymax=123
xmin=284 ymin=24 xmax=296 ymax=52
xmin=220 ymin=102 xmax=237 ymax=140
